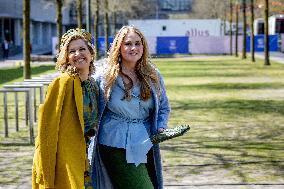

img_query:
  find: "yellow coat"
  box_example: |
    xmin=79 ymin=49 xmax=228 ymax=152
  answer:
xmin=32 ymin=73 xmax=86 ymax=189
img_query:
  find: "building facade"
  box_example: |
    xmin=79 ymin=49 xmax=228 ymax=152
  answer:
xmin=0 ymin=0 xmax=71 ymax=56
xmin=157 ymin=0 xmax=193 ymax=18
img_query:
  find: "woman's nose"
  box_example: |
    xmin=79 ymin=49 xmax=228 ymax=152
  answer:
xmin=130 ymin=45 xmax=136 ymax=50
xmin=74 ymin=50 xmax=81 ymax=56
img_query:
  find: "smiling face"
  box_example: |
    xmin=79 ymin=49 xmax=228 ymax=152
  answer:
xmin=67 ymin=38 xmax=92 ymax=74
xmin=120 ymin=31 xmax=144 ymax=66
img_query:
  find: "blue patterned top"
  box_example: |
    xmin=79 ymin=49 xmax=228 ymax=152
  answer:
xmin=98 ymin=76 xmax=154 ymax=166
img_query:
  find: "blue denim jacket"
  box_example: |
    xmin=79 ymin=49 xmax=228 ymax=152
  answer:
xmin=90 ymin=65 xmax=170 ymax=189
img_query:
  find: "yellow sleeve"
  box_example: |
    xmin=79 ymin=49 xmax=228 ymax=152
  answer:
xmin=35 ymin=75 xmax=69 ymax=188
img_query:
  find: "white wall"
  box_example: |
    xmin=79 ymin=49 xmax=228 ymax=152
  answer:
xmin=189 ymin=36 xmax=243 ymax=54
xmin=129 ymin=19 xmax=223 ymax=37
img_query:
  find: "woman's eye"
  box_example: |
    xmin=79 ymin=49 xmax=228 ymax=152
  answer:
xmin=125 ymin=42 xmax=131 ymax=46
xmin=135 ymin=42 xmax=141 ymax=46
xmin=69 ymin=50 xmax=75 ymax=54
xmin=80 ymin=47 xmax=86 ymax=51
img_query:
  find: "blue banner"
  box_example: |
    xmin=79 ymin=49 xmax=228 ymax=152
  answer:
xmin=156 ymin=37 xmax=189 ymax=54
xmin=246 ymin=35 xmax=278 ymax=52
xmin=98 ymin=37 xmax=114 ymax=52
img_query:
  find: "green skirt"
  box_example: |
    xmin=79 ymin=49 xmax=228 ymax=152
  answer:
xmin=99 ymin=144 xmax=154 ymax=189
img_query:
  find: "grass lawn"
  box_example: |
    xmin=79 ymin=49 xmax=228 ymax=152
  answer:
xmin=154 ymin=57 xmax=284 ymax=185
xmin=0 ymin=57 xmax=284 ymax=186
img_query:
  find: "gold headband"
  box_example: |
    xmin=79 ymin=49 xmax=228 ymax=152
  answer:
xmin=60 ymin=28 xmax=92 ymax=51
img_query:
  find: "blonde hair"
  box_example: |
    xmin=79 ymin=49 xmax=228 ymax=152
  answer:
xmin=55 ymin=28 xmax=96 ymax=76
xmin=104 ymin=25 xmax=160 ymax=100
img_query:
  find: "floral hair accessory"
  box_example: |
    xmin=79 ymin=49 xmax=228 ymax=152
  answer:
xmin=59 ymin=28 xmax=92 ymax=51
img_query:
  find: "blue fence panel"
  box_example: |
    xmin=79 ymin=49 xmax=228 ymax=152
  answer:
xmin=246 ymin=35 xmax=278 ymax=52
xmin=156 ymin=37 xmax=189 ymax=54
xmin=98 ymin=37 xmax=114 ymax=52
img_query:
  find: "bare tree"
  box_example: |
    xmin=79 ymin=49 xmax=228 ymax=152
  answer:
xmin=56 ymin=0 xmax=63 ymax=48
xmin=106 ymin=0 xmax=156 ymax=31
xmin=92 ymin=0 xmax=99 ymax=59
xmin=104 ymin=0 xmax=109 ymax=54
xmin=242 ymin=0 xmax=247 ymax=59
xmin=230 ymin=0 xmax=233 ymax=55
xmin=86 ymin=0 xmax=91 ymax=32
xmin=235 ymin=1 xmax=239 ymax=57
xmin=191 ymin=0 xmax=229 ymax=19
xmin=264 ymin=0 xmax=270 ymax=66
xmin=23 ymin=0 xmax=31 ymax=79
xmin=77 ymin=0 xmax=82 ymax=28
xmin=250 ymin=0 xmax=255 ymax=62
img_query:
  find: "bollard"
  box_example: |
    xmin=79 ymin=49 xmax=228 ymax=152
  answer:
xmin=15 ymin=93 xmax=19 ymax=131
xmin=3 ymin=92 xmax=8 ymax=137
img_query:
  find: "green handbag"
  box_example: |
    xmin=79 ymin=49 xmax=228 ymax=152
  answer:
xmin=150 ymin=125 xmax=190 ymax=144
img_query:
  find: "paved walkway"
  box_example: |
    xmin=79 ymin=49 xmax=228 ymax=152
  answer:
xmin=0 ymin=53 xmax=55 ymax=68
xmin=255 ymin=52 xmax=284 ymax=64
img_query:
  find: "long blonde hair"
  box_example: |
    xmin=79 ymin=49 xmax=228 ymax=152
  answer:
xmin=104 ymin=26 xmax=160 ymax=100
xmin=55 ymin=28 xmax=96 ymax=76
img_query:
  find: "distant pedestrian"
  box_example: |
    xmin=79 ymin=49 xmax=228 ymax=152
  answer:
xmin=2 ymin=39 xmax=9 ymax=59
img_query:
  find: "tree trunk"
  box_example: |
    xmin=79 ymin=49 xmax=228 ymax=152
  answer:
xmin=235 ymin=3 xmax=239 ymax=57
xmin=229 ymin=0 xmax=233 ymax=55
xmin=56 ymin=0 xmax=63 ymax=50
xmin=250 ymin=0 xmax=255 ymax=62
xmin=86 ymin=0 xmax=91 ymax=32
xmin=77 ymin=0 xmax=83 ymax=29
xmin=242 ymin=0 xmax=247 ymax=59
xmin=264 ymin=0 xmax=270 ymax=65
xmin=112 ymin=11 xmax=117 ymax=36
xmin=104 ymin=0 xmax=109 ymax=54
xmin=23 ymin=0 xmax=31 ymax=79
xmin=94 ymin=0 xmax=99 ymax=59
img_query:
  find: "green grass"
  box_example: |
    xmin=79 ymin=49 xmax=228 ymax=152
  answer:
xmin=0 ymin=65 xmax=55 ymax=87
xmin=1 ymin=57 xmax=284 ymax=185
xmin=154 ymin=57 xmax=284 ymax=184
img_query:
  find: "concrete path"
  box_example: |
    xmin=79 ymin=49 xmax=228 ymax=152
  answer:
xmin=255 ymin=52 xmax=284 ymax=64
xmin=0 ymin=51 xmax=284 ymax=69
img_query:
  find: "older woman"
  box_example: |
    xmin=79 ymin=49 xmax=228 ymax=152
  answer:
xmin=90 ymin=25 xmax=170 ymax=189
xmin=32 ymin=28 xmax=98 ymax=189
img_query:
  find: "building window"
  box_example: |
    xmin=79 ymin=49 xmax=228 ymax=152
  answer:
xmin=160 ymin=0 xmax=191 ymax=11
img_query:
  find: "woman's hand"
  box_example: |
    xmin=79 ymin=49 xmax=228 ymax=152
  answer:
xmin=158 ymin=128 xmax=165 ymax=133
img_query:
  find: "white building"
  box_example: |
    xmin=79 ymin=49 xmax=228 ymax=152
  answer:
xmin=128 ymin=19 xmax=225 ymax=37
xmin=269 ymin=14 xmax=284 ymax=35
xmin=254 ymin=15 xmax=284 ymax=35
